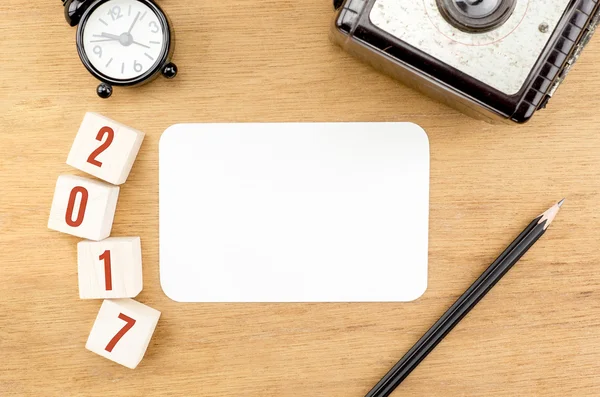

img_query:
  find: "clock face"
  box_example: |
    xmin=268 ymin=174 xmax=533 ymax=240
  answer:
xmin=81 ymin=0 xmax=167 ymax=82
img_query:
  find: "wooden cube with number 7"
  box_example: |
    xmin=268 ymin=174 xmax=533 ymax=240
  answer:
xmin=78 ymin=237 xmax=143 ymax=299
xmin=67 ymin=112 xmax=145 ymax=185
xmin=48 ymin=175 xmax=119 ymax=241
xmin=86 ymin=299 xmax=160 ymax=369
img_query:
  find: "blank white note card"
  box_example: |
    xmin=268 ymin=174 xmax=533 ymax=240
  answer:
xmin=159 ymin=123 xmax=429 ymax=302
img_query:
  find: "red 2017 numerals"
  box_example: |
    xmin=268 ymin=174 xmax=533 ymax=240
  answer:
xmin=87 ymin=126 xmax=115 ymax=167
xmin=105 ymin=313 xmax=136 ymax=353
xmin=65 ymin=186 xmax=88 ymax=227
xmin=99 ymin=250 xmax=113 ymax=291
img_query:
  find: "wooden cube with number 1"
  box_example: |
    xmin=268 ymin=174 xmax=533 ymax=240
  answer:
xmin=78 ymin=237 xmax=143 ymax=299
xmin=67 ymin=112 xmax=145 ymax=185
xmin=86 ymin=299 xmax=160 ymax=369
xmin=48 ymin=175 xmax=119 ymax=241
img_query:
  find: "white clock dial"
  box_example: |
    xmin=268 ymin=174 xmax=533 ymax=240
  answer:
xmin=82 ymin=0 xmax=166 ymax=81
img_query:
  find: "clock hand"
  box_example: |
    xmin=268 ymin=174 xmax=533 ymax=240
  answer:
xmin=128 ymin=12 xmax=141 ymax=34
xmin=96 ymin=32 xmax=121 ymax=40
xmin=94 ymin=32 xmax=149 ymax=49
xmin=132 ymin=41 xmax=151 ymax=49
xmin=90 ymin=39 xmax=117 ymax=43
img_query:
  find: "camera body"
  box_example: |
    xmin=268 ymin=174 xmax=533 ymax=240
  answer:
xmin=331 ymin=0 xmax=599 ymax=123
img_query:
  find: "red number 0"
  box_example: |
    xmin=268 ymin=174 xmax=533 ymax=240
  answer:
xmin=105 ymin=313 xmax=136 ymax=353
xmin=99 ymin=250 xmax=112 ymax=291
xmin=65 ymin=186 xmax=89 ymax=227
xmin=87 ymin=126 xmax=115 ymax=167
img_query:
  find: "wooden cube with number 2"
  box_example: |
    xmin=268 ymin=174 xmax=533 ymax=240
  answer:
xmin=78 ymin=237 xmax=143 ymax=299
xmin=86 ymin=299 xmax=160 ymax=369
xmin=48 ymin=175 xmax=119 ymax=241
xmin=67 ymin=112 xmax=145 ymax=185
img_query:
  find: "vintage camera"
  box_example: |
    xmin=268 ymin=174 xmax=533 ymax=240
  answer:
xmin=331 ymin=0 xmax=599 ymax=123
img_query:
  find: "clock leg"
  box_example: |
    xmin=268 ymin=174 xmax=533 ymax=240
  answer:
xmin=96 ymin=83 xmax=113 ymax=99
xmin=162 ymin=63 xmax=178 ymax=79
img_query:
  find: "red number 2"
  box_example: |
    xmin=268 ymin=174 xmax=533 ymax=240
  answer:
xmin=87 ymin=126 xmax=115 ymax=167
xmin=105 ymin=313 xmax=136 ymax=353
xmin=99 ymin=250 xmax=112 ymax=291
xmin=65 ymin=186 xmax=89 ymax=227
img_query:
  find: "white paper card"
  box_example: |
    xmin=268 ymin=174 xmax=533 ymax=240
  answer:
xmin=159 ymin=123 xmax=430 ymax=302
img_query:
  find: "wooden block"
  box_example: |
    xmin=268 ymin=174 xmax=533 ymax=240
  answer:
xmin=78 ymin=237 xmax=143 ymax=299
xmin=86 ymin=299 xmax=160 ymax=369
xmin=48 ymin=175 xmax=119 ymax=241
xmin=67 ymin=112 xmax=145 ymax=185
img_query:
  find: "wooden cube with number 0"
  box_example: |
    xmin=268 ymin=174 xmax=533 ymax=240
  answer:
xmin=48 ymin=175 xmax=119 ymax=241
xmin=86 ymin=299 xmax=161 ymax=369
xmin=67 ymin=112 xmax=145 ymax=185
xmin=78 ymin=237 xmax=143 ymax=299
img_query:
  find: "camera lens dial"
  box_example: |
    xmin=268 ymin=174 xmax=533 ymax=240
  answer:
xmin=456 ymin=0 xmax=501 ymax=18
xmin=437 ymin=0 xmax=517 ymax=32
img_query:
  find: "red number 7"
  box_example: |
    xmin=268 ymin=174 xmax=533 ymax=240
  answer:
xmin=105 ymin=313 xmax=136 ymax=353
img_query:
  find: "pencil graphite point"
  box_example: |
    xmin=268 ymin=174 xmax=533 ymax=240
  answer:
xmin=538 ymin=200 xmax=564 ymax=229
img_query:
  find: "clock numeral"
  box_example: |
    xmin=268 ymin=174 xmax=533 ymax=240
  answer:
xmin=108 ymin=5 xmax=123 ymax=21
xmin=93 ymin=45 xmax=102 ymax=58
xmin=149 ymin=21 xmax=160 ymax=34
xmin=134 ymin=61 xmax=143 ymax=73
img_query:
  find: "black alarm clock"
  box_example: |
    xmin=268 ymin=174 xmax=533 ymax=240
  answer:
xmin=63 ymin=0 xmax=177 ymax=98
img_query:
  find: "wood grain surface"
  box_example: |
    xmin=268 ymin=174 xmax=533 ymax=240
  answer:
xmin=1 ymin=1 xmax=599 ymax=396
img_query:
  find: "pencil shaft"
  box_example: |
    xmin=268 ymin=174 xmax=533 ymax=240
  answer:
xmin=366 ymin=217 xmax=547 ymax=397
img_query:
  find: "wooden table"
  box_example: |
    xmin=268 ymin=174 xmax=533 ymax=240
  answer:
xmin=1 ymin=2 xmax=599 ymax=396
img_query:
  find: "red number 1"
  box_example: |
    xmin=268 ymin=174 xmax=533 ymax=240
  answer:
xmin=87 ymin=126 xmax=115 ymax=167
xmin=105 ymin=313 xmax=136 ymax=353
xmin=99 ymin=250 xmax=112 ymax=291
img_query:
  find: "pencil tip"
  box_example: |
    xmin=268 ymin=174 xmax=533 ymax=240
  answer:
xmin=538 ymin=200 xmax=565 ymax=229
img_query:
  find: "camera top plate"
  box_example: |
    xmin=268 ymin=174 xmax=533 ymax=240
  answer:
xmin=370 ymin=0 xmax=569 ymax=94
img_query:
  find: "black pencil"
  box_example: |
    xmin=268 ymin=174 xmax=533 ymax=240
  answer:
xmin=365 ymin=199 xmax=565 ymax=397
